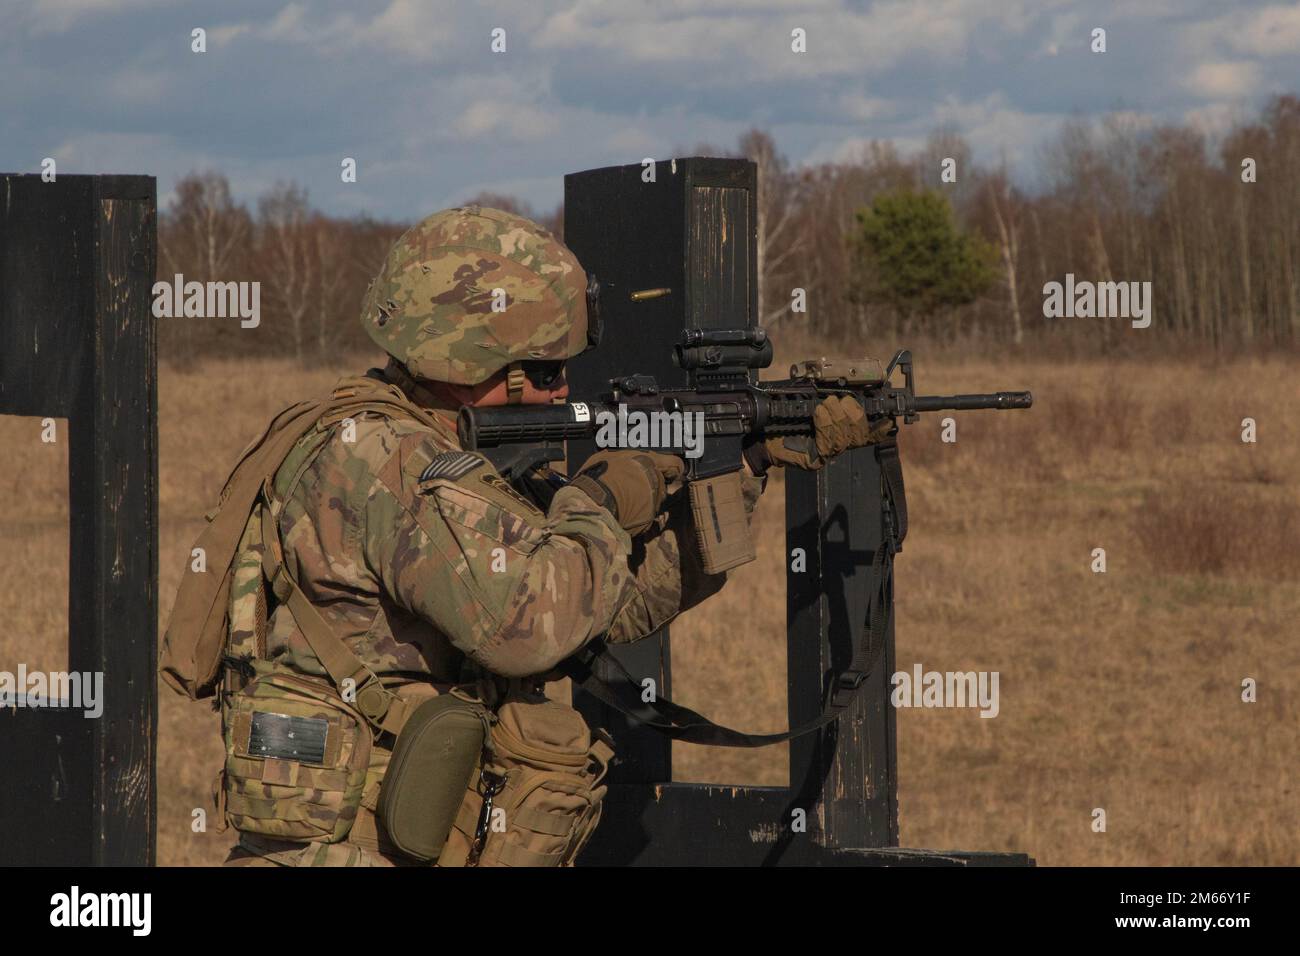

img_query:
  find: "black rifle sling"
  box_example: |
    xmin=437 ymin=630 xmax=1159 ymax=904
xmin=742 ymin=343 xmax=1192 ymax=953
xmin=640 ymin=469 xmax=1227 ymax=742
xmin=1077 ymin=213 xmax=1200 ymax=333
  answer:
xmin=560 ymin=437 xmax=907 ymax=749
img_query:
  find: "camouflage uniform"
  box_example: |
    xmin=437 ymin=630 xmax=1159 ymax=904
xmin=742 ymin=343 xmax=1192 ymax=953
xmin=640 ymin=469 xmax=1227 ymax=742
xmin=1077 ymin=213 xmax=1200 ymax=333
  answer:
xmin=223 ymin=207 xmax=764 ymax=866
xmin=249 ymin=361 xmax=761 ymax=687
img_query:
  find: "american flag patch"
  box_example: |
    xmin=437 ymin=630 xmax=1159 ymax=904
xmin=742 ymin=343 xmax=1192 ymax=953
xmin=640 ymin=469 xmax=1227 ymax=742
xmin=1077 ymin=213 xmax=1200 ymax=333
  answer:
xmin=419 ymin=452 xmax=486 ymax=483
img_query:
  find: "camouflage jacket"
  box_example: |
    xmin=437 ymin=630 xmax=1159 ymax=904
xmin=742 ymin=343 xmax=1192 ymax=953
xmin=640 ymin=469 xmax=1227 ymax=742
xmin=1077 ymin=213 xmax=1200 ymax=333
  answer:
xmin=253 ymin=364 xmax=765 ymax=683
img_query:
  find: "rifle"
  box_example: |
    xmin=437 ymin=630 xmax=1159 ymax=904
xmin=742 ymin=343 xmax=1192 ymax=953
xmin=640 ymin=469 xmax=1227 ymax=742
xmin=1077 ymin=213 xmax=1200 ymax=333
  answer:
xmin=458 ymin=327 xmax=1031 ymax=747
xmin=459 ymin=327 xmax=1032 ymax=574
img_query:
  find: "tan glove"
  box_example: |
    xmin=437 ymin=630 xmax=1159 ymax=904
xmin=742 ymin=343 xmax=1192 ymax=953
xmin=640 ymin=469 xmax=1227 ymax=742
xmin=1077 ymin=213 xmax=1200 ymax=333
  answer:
xmin=762 ymin=395 xmax=893 ymax=471
xmin=568 ymin=449 xmax=684 ymax=536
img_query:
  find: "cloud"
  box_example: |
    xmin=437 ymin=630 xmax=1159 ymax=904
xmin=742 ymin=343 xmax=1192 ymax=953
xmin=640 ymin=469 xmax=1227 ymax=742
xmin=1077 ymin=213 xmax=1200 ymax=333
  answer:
xmin=838 ymin=93 xmax=896 ymax=123
xmin=1176 ymin=4 xmax=1298 ymax=80
xmin=264 ymin=2 xmax=309 ymax=38
xmin=931 ymin=92 xmax=1049 ymax=162
xmin=24 ymin=0 xmax=169 ymax=34
xmin=206 ymin=5 xmax=316 ymax=49
xmin=1184 ymin=61 xmax=1263 ymax=99
xmin=453 ymin=100 xmax=556 ymax=142
xmin=605 ymin=126 xmax=661 ymax=157
xmin=533 ymin=0 xmax=1062 ymax=81
xmin=1037 ymin=9 xmax=1082 ymax=58
xmin=1182 ymin=102 xmax=1251 ymax=136
xmin=40 ymin=131 xmax=300 ymax=215
xmin=1226 ymin=4 xmax=1300 ymax=57
xmin=362 ymin=0 xmax=489 ymax=58
xmin=209 ymin=23 xmax=252 ymax=47
xmin=107 ymin=68 xmax=172 ymax=105
xmin=45 ymin=130 xmax=201 ymax=177
xmin=4 ymin=0 xmax=1293 ymax=222
xmin=802 ymin=90 xmax=1056 ymax=182
xmin=209 ymin=0 xmax=533 ymax=61
xmin=804 ymin=135 xmax=907 ymax=167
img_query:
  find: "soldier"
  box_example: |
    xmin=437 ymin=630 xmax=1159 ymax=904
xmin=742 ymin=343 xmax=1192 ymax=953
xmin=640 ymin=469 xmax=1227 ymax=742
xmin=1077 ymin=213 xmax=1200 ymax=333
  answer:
xmin=161 ymin=204 xmax=883 ymax=867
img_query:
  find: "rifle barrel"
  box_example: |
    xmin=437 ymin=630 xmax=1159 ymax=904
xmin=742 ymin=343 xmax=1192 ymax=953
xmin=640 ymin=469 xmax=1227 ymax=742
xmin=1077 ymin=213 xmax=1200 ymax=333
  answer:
xmin=913 ymin=391 xmax=1033 ymax=412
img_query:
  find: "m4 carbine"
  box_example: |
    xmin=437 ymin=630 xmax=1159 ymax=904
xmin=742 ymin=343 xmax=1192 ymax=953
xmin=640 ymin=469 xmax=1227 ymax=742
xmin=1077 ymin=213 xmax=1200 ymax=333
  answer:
xmin=459 ymin=327 xmax=1032 ymax=574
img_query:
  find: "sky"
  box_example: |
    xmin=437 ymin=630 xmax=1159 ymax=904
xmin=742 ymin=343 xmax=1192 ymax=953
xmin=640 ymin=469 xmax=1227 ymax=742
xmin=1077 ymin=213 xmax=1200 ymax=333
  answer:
xmin=3 ymin=0 xmax=1297 ymax=220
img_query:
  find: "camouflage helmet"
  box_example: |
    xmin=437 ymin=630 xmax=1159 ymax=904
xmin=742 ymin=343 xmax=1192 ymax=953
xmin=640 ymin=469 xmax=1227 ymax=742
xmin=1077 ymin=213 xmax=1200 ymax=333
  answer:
xmin=361 ymin=204 xmax=591 ymax=385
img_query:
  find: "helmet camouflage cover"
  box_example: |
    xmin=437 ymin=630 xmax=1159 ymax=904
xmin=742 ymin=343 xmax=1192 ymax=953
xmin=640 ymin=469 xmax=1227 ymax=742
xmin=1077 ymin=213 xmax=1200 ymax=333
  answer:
xmin=362 ymin=204 xmax=590 ymax=385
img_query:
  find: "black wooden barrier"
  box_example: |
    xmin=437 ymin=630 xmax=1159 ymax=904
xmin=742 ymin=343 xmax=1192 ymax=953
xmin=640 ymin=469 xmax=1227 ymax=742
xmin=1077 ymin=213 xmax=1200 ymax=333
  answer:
xmin=565 ymin=158 xmax=1032 ymax=865
xmin=0 ymin=174 xmax=158 ymax=865
xmin=0 ymin=165 xmax=1026 ymax=868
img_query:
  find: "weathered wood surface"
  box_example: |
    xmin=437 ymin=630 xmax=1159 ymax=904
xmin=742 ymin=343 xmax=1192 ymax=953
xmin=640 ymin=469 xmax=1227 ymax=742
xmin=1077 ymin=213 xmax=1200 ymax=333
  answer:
xmin=581 ymin=783 xmax=1032 ymax=866
xmin=565 ymin=158 xmax=1029 ymax=866
xmin=0 ymin=174 xmax=157 ymax=865
xmin=787 ymin=454 xmax=899 ymax=851
xmin=564 ymin=159 xmax=761 ymax=784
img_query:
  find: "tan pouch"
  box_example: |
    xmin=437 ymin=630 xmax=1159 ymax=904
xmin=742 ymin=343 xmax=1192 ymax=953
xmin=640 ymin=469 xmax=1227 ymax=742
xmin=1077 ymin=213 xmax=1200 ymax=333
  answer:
xmin=438 ymin=691 xmax=612 ymax=867
xmin=221 ymin=661 xmax=371 ymax=844
xmin=377 ymin=690 xmax=491 ymax=863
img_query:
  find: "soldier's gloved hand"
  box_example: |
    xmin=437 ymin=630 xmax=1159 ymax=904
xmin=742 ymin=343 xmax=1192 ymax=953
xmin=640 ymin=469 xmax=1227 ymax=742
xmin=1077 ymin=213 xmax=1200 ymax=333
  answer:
xmin=568 ymin=449 xmax=684 ymax=536
xmin=759 ymin=395 xmax=893 ymax=471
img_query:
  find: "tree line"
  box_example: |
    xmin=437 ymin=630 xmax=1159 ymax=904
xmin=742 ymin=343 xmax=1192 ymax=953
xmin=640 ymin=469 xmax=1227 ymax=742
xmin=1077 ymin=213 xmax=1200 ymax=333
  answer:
xmin=157 ymin=94 xmax=1299 ymax=363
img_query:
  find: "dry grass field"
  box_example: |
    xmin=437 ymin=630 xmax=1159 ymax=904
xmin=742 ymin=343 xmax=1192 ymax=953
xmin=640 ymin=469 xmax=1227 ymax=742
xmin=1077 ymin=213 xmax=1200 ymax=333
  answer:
xmin=2 ymin=347 xmax=1296 ymax=866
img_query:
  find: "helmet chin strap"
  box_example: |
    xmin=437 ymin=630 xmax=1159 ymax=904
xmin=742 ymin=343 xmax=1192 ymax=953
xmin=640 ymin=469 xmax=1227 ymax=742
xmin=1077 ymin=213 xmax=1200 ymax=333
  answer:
xmin=506 ymin=362 xmax=526 ymax=405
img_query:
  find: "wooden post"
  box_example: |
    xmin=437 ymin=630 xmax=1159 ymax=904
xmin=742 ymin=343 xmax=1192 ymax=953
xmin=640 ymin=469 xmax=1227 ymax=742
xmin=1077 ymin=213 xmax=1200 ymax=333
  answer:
xmin=0 ymin=174 xmax=158 ymax=865
xmin=563 ymin=158 xmax=758 ymax=787
xmin=786 ymin=458 xmax=898 ymax=849
xmin=564 ymin=158 xmax=1030 ymax=866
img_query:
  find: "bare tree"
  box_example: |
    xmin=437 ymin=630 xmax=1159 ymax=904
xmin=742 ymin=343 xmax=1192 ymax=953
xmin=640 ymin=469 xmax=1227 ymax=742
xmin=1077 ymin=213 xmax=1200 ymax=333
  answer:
xmin=312 ymin=217 xmax=353 ymax=356
xmin=982 ymin=168 xmax=1025 ymax=345
xmin=918 ymin=125 xmax=975 ymax=213
xmin=155 ymin=100 xmax=1300 ymax=363
xmin=539 ymin=202 xmax=564 ymax=240
xmin=739 ymin=129 xmax=808 ymax=328
xmin=460 ymin=191 xmax=537 ymax=219
xmin=257 ymin=183 xmax=316 ymax=361
xmin=166 ymin=172 xmax=252 ymax=279
xmin=158 ymin=172 xmax=253 ymax=361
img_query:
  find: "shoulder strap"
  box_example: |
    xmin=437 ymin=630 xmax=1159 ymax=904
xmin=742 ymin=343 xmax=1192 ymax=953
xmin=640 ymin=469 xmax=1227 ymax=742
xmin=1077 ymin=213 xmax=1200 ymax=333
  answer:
xmin=256 ymin=479 xmax=411 ymax=735
xmin=321 ymin=375 xmax=459 ymax=440
xmin=160 ymin=374 xmax=451 ymax=702
xmin=560 ymin=437 xmax=907 ymax=748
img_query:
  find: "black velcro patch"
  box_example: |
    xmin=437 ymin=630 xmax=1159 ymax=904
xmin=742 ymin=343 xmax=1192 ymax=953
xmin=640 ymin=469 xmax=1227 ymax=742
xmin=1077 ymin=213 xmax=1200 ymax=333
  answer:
xmin=419 ymin=451 xmax=487 ymax=483
xmin=249 ymin=711 xmax=329 ymax=764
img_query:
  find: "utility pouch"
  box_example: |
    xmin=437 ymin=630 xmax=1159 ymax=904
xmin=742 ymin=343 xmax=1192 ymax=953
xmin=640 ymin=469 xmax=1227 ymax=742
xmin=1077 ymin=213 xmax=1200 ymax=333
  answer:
xmin=377 ymin=691 xmax=491 ymax=863
xmin=439 ymin=692 xmax=612 ymax=867
xmin=221 ymin=661 xmax=371 ymax=843
xmin=689 ymin=471 xmax=756 ymax=574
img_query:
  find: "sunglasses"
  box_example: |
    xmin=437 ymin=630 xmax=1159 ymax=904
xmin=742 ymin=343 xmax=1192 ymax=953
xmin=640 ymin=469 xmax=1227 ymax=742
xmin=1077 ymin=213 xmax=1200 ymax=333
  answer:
xmin=521 ymin=360 xmax=565 ymax=389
